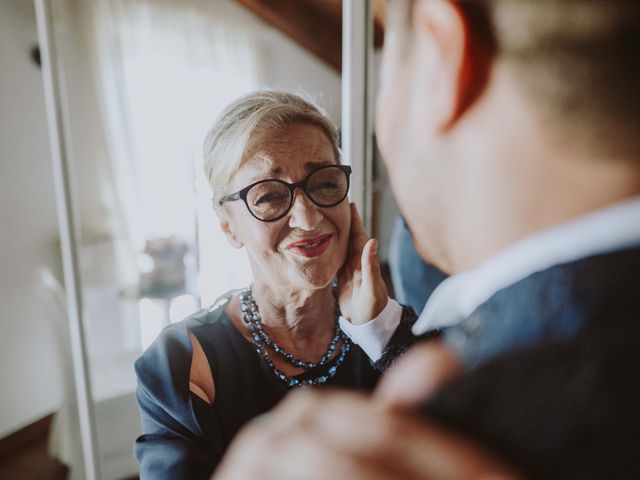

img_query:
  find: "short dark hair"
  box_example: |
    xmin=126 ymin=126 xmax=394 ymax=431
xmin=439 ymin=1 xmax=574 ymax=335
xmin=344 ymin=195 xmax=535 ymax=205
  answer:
xmin=390 ymin=0 xmax=640 ymax=156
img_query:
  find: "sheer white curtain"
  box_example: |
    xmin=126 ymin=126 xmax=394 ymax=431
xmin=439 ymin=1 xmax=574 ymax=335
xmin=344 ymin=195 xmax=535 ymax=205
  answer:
xmin=80 ymin=0 xmax=258 ymax=306
xmin=47 ymin=2 xmax=260 ymax=475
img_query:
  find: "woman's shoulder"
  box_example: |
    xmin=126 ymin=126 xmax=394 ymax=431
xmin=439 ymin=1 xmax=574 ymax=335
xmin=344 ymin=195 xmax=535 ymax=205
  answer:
xmin=134 ymin=290 xmax=240 ymax=384
xmin=134 ymin=290 xmax=242 ymax=426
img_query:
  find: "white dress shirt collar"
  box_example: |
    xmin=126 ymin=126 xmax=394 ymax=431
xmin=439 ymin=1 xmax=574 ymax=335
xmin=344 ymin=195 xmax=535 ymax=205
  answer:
xmin=413 ymin=196 xmax=640 ymax=335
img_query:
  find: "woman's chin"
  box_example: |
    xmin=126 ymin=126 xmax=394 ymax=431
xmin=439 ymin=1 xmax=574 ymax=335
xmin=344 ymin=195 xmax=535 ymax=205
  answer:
xmin=279 ymin=249 xmax=343 ymax=289
xmin=293 ymin=267 xmax=338 ymax=291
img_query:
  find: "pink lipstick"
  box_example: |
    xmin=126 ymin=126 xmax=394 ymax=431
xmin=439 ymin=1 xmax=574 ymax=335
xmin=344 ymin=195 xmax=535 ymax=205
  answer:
xmin=285 ymin=234 xmax=333 ymax=258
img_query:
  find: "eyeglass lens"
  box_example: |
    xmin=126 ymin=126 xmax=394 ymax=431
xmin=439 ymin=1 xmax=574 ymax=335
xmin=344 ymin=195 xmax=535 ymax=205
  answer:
xmin=246 ymin=167 xmax=348 ymax=221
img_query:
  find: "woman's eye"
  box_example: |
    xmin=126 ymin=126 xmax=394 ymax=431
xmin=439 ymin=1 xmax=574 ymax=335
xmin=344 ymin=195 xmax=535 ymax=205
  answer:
xmin=254 ymin=192 xmax=287 ymax=205
xmin=312 ymin=182 xmax=338 ymax=191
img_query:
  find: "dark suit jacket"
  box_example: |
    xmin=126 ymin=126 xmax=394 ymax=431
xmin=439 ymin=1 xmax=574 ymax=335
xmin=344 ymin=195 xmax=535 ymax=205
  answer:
xmin=417 ymin=247 xmax=640 ymax=479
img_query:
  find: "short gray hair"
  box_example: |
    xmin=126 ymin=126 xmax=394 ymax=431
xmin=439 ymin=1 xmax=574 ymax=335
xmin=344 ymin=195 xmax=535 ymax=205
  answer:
xmin=203 ymin=90 xmax=340 ymax=206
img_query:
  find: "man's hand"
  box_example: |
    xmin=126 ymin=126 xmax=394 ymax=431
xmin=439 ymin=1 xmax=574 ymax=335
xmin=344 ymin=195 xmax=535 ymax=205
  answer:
xmin=376 ymin=341 xmax=463 ymax=408
xmin=213 ymin=387 xmax=520 ymax=480
xmin=337 ymin=203 xmax=388 ymax=325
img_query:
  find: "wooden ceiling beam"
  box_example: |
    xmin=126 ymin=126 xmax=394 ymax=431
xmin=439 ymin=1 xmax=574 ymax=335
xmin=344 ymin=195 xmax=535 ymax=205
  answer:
xmin=234 ymin=0 xmax=385 ymax=73
xmin=235 ymin=0 xmax=343 ymax=71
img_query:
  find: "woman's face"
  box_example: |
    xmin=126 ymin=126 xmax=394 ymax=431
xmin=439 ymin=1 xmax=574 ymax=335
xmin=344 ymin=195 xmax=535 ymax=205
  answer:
xmin=219 ymin=123 xmax=351 ymax=292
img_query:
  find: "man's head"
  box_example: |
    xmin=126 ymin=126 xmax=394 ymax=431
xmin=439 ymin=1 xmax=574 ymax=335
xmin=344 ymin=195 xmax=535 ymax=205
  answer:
xmin=377 ymin=0 xmax=640 ymax=273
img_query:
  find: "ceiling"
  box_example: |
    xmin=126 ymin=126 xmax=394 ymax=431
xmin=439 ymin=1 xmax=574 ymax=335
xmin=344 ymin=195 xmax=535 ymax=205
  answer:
xmin=235 ymin=0 xmax=385 ymax=72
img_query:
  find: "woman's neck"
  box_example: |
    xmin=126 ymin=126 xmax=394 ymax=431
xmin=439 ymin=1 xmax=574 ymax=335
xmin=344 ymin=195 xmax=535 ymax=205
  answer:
xmin=250 ymin=282 xmax=336 ymax=347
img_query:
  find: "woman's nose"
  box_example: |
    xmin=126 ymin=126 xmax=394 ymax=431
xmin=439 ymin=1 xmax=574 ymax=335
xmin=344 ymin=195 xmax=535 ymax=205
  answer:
xmin=288 ymin=188 xmax=323 ymax=230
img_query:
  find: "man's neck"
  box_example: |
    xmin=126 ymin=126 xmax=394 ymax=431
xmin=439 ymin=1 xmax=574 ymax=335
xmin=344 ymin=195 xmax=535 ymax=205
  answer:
xmin=455 ymin=161 xmax=640 ymax=273
xmin=443 ymin=78 xmax=640 ymax=273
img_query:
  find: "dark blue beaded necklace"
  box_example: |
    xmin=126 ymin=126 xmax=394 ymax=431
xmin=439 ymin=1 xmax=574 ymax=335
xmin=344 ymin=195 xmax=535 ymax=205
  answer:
xmin=239 ymin=287 xmax=351 ymax=388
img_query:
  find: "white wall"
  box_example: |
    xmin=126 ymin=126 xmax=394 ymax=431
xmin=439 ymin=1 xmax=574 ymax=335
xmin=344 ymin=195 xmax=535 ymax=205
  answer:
xmin=0 ymin=0 xmax=64 ymax=438
xmin=227 ymin=0 xmax=343 ymax=124
xmin=256 ymin=27 xmax=342 ymax=125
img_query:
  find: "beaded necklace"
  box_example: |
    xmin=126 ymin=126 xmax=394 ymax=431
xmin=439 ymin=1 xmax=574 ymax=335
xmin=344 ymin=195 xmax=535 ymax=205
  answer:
xmin=239 ymin=287 xmax=351 ymax=388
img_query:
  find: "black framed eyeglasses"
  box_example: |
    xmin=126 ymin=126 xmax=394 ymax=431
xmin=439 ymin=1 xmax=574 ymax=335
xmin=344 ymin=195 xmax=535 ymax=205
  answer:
xmin=218 ymin=165 xmax=352 ymax=222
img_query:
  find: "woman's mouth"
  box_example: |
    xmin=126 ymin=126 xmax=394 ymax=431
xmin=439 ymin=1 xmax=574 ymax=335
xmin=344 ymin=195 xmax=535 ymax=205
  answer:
xmin=285 ymin=234 xmax=333 ymax=258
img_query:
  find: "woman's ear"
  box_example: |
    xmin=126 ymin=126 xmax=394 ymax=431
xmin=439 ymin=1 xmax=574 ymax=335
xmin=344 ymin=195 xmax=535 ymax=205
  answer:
xmin=217 ymin=210 xmax=244 ymax=249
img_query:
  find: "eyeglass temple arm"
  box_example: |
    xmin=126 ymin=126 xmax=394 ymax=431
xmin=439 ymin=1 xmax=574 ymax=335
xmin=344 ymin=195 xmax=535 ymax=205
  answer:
xmin=218 ymin=191 xmax=242 ymax=206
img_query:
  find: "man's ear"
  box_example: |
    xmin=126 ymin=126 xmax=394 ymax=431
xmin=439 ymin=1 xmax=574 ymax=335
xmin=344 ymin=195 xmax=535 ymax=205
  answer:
xmin=218 ymin=211 xmax=244 ymax=249
xmin=413 ymin=0 xmax=492 ymax=129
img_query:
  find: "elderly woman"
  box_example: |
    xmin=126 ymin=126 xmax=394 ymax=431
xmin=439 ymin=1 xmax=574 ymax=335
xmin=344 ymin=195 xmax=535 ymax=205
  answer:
xmin=134 ymin=91 xmax=409 ymax=479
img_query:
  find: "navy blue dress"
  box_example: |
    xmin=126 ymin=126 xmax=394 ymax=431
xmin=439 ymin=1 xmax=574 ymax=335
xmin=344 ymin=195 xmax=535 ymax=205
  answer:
xmin=133 ymin=291 xmax=381 ymax=479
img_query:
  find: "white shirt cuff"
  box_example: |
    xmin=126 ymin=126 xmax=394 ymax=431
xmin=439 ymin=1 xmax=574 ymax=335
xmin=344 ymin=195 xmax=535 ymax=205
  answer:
xmin=339 ymin=298 xmax=403 ymax=362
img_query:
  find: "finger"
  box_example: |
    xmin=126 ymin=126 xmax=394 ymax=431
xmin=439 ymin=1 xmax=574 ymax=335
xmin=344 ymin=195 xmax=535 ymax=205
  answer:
xmin=375 ymin=342 xmax=462 ymax=408
xmin=299 ymin=393 xmax=521 ymax=480
xmin=273 ymin=389 xmax=324 ymax=420
xmin=349 ymin=203 xmax=370 ymax=259
xmin=251 ymin=425 xmax=401 ymax=480
xmin=361 ymin=238 xmax=381 ymax=287
xmin=262 ymin=390 xmax=522 ymax=480
xmin=265 ymin=429 xmax=404 ymax=480
xmin=354 ymin=268 xmax=362 ymax=287
xmin=224 ymin=391 xmax=402 ymax=480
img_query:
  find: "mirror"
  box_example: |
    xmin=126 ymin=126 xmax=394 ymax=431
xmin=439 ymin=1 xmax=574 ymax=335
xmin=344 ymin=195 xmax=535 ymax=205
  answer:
xmin=11 ymin=0 xmax=396 ymax=478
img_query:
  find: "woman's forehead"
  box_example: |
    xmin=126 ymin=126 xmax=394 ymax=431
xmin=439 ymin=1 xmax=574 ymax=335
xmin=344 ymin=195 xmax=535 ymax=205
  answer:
xmin=235 ymin=158 xmax=337 ymax=186
xmin=246 ymin=124 xmax=335 ymax=158
xmin=235 ymin=126 xmax=338 ymax=183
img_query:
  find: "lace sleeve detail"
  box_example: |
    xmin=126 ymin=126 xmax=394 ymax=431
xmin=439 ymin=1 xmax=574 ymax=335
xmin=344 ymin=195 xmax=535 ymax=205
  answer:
xmin=372 ymin=306 xmax=441 ymax=372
